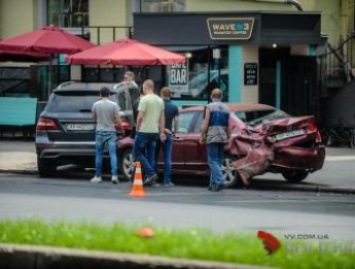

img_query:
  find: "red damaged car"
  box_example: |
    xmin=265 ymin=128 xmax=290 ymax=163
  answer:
xmin=118 ymin=103 xmax=325 ymax=187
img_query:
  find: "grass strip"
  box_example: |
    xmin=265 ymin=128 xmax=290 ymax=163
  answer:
xmin=0 ymin=219 xmax=354 ymax=269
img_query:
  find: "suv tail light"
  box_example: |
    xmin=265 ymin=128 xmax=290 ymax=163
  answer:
xmin=121 ymin=118 xmax=132 ymax=131
xmin=36 ymin=118 xmax=58 ymax=131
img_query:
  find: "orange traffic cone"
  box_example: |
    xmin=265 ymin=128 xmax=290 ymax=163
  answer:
xmin=129 ymin=161 xmax=146 ymax=198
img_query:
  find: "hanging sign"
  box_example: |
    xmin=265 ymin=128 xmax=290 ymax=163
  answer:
xmin=169 ymin=63 xmax=189 ymax=97
xmin=207 ymin=17 xmax=254 ymax=40
xmin=244 ymin=63 xmax=257 ymax=85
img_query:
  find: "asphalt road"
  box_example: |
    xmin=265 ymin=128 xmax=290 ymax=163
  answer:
xmin=1 ymin=172 xmax=355 ymax=242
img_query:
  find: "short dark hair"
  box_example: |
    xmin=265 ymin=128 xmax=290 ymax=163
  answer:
xmin=100 ymin=87 xmax=110 ymax=97
xmin=160 ymin=87 xmax=171 ymax=98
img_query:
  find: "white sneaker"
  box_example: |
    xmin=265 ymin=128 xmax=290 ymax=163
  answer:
xmin=90 ymin=176 xmax=102 ymax=183
xmin=111 ymin=175 xmax=118 ymax=184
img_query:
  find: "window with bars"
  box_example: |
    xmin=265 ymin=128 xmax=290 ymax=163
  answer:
xmin=47 ymin=0 xmax=89 ymax=28
xmin=141 ymin=0 xmax=185 ymax=12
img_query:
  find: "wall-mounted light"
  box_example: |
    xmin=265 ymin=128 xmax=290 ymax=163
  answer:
xmin=185 ymin=52 xmax=192 ymax=58
xmin=213 ymin=48 xmax=221 ymax=59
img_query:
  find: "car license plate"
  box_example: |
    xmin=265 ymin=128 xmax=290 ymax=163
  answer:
xmin=274 ymin=129 xmax=305 ymax=141
xmin=66 ymin=123 xmax=95 ymax=131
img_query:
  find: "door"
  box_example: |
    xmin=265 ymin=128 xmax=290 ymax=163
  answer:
xmin=282 ymin=56 xmax=318 ymax=117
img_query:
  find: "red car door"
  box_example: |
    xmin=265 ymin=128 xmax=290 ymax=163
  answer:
xmin=158 ymin=111 xmax=195 ymax=172
xmin=180 ymin=111 xmax=209 ymax=174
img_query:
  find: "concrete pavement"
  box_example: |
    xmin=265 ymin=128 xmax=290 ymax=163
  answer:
xmin=1 ymin=138 xmax=355 ymax=268
xmin=1 ymin=138 xmax=355 ymax=193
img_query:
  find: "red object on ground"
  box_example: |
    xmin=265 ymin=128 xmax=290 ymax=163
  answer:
xmin=137 ymin=227 xmax=154 ymax=238
xmin=257 ymin=230 xmax=281 ymax=255
xmin=0 ymin=25 xmax=95 ymax=55
xmin=66 ymin=37 xmax=186 ymax=65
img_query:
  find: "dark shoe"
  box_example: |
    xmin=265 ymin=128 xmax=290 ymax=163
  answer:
xmin=208 ymin=185 xmax=213 ymax=191
xmin=144 ymin=174 xmax=158 ymax=186
xmin=211 ymin=185 xmax=224 ymax=192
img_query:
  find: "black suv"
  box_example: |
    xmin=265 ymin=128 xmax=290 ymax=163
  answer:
xmin=35 ymin=81 xmax=137 ymax=177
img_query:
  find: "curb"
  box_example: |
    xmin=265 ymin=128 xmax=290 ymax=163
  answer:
xmin=248 ymin=182 xmax=355 ymax=195
xmin=0 ymin=169 xmax=38 ymax=176
xmin=1 ymin=168 xmax=355 ymax=195
xmin=0 ymin=244 xmax=273 ymax=269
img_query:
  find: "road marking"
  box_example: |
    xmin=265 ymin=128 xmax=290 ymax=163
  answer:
xmin=326 ymin=156 xmax=355 ymax=161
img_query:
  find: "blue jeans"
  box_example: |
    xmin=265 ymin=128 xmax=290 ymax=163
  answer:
xmin=162 ymin=133 xmax=173 ymax=184
xmin=133 ymin=132 xmax=158 ymax=178
xmin=95 ymin=131 xmax=118 ymax=177
xmin=206 ymin=143 xmax=225 ymax=187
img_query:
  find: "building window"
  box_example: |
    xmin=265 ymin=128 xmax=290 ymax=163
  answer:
xmin=166 ymin=46 xmax=229 ymax=101
xmin=141 ymin=0 xmax=185 ymax=12
xmin=47 ymin=0 xmax=89 ymax=28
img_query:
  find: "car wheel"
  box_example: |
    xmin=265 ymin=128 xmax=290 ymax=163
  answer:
xmin=282 ymin=170 xmax=309 ymax=183
xmin=37 ymin=157 xmax=56 ymax=177
xmin=119 ymin=149 xmax=135 ymax=181
xmin=222 ymin=155 xmax=238 ymax=188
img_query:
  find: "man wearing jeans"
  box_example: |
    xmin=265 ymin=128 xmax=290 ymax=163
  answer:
xmin=160 ymin=87 xmax=179 ymax=187
xmin=200 ymin=88 xmax=231 ymax=191
xmin=134 ymin=79 xmax=166 ymax=186
xmin=91 ymin=87 xmax=123 ymax=184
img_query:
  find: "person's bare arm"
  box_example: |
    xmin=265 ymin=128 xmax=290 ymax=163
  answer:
xmin=159 ymin=110 xmax=166 ymax=142
xmin=159 ymin=110 xmax=165 ymax=134
xmin=93 ymin=111 xmax=97 ymax=122
xmin=173 ymin=116 xmax=179 ymax=134
xmin=136 ymin=111 xmax=145 ymax=132
xmin=200 ymin=107 xmax=210 ymax=143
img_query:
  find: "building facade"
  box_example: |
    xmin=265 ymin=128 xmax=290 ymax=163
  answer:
xmin=0 ymin=0 xmax=354 ymax=120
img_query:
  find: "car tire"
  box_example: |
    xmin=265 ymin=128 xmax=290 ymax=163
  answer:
xmin=37 ymin=157 xmax=56 ymax=177
xmin=282 ymin=170 xmax=309 ymax=183
xmin=119 ymin=148 xmax=135 ymax=181
xmin=222 ymin=154 xmax=239 ymax=188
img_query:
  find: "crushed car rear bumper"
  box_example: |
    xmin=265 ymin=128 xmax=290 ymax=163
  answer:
xmin=272 ymin=145 xmax=326 ymax=171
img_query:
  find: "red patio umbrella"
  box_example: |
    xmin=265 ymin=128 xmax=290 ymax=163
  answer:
xmin=0 ymin=25 xmax=95 ymax=54
xmin=66 ymin=38 xmax=186 ymax=66
xmin=0 ymin=49 xmax=49 ymax=62
xmin=0 ymin=25 xmax=95 ymax=96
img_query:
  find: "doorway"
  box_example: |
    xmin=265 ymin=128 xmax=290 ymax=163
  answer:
xmin=282 ymin=55 xmax=318 ymax=117
xmin=259 ymin=48 xmax=318 ymax=117
xmin=259 ymin=48 xmax=289 ymax=107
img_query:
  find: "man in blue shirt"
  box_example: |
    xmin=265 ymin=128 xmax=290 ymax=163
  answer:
xmin=160 ymin=87 xmax=179 ymax=187
xmin=200 ymin=88 xmax=231 ymax=191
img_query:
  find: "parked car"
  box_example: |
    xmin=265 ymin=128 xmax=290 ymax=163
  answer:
xmin=35 ymin=81 xmax=134 ymax=177
xmin=118 ymin=103 xmax=325 ymax=186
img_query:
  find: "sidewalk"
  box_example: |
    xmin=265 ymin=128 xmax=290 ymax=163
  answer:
xmin=1 ymin=139 xmax=355 ymax=194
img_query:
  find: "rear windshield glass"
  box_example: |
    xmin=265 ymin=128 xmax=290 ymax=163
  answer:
xmin=234 ymin=109 xmax=290 ymax=126
xmin=45 ymin=91 xmax=117 ymax=113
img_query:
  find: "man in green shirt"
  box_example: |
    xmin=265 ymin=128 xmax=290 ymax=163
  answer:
xmin=133 ymin=79 xmax=166 ymax=186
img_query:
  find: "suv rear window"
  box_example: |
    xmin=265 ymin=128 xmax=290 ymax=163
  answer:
xmin=45 ymin=91 xmax=117 ymax=113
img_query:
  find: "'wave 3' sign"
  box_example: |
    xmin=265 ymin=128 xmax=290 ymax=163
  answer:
xmin=207 ymin=18 xmax=254 ymax=40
